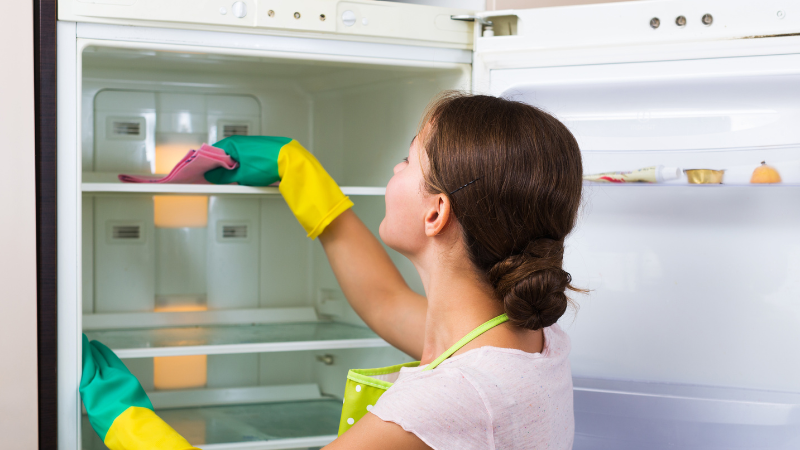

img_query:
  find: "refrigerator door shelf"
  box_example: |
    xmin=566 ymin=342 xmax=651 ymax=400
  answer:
xmin=574 ymin=377 xmax=800 ymax=450
xmin=84 ymin=321 xmax=389 ymax=359
xmin=580 ymin=146 xmax=800 ymax=186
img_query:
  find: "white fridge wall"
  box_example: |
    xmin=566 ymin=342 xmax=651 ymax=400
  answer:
xmin=565 ymin=185 xmax=800 ymax=391
xmin=156 ymin=227 xmax=207 ymax=299
xmin=93 ymin=196 xmax=156 ymax=312
xmin=207 ymin=197 xmax=261 ymax=309
xmin=487 ymin=49 xmax=800 ymax=392
xmin=93 ymin=90 xmax=155 ymax=172
xmin=495 ymin=54 xmax=800 ymax=153
xmin=258 ymin=198 xmax=313 ymax=308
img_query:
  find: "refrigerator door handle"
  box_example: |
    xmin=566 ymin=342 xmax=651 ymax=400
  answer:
xmin=451 ymin=14 xmax=493 ymax=26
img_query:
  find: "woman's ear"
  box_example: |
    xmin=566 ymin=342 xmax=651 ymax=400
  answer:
xmin=423 ymin=194 xmax=452 ymax=237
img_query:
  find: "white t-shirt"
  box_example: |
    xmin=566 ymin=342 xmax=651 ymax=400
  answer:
xmin=370 ymin=324 xmax=574 ymax=450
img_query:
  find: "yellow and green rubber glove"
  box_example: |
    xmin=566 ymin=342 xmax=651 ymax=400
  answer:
xmin=204 ymin=136 xmax=354 ymax=239
xmin=80 ymin=334 xmax=199 ymax=450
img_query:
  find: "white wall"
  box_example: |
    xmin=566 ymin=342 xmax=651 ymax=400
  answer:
xmin=0 ymin=0 xmax=40 ymax=447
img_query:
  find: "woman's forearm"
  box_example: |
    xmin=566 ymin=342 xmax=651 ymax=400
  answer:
xmin=319 ymin=209 xmax=426 ymax=358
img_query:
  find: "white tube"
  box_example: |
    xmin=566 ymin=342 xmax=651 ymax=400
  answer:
xmin=583 ymin=165 xmax=682 ymax=183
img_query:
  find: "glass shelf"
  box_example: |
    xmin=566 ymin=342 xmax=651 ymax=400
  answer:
xmin=82 ymin=398 xmax=341 ymax=450
xmin=81 ymin=173 xmax=386 ymax=196
xmin=85 ymin=322 xmax=388 ymax=358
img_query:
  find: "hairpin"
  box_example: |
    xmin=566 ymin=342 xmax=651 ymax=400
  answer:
xmin=449 ymin=177 xmax=481 ymax=195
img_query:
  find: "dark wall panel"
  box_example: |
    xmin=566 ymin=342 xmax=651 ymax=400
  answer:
xmin=34 ymin=0 xmax=58 ymax=448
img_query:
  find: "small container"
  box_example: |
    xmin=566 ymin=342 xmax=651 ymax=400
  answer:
xmin=685 ymin=169 xmax=724 ymax=184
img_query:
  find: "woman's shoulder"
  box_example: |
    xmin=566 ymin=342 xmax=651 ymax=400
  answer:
xmin=443 ymin=323 xmax=571 ymax=367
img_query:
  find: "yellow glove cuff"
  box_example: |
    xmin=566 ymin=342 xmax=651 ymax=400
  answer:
xmin=104 ymin=406 xmax=200 ymax=450
xmin=278 ymin=140 xmax=354 ymax=239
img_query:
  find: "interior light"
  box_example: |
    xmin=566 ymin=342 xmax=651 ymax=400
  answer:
xmin=154 ymin=196 xmax=209 ymax=228
xmin=153 ymin=303 xmax=208 ymax=391
xmin=153 ymin=355 xmax=208 ymax=390
xmin=155 ymin=143 xmax=193 ymax=175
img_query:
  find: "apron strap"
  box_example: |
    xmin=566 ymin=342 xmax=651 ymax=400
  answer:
xmin=422 ymin=313 xmax=509 ymax=371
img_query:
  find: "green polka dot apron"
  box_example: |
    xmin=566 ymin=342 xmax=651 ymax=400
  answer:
xmin=338 ymin=313 xmax=509 ymax=436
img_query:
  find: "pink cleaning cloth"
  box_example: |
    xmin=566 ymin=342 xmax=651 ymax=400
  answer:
xmin=119 ymin=144 xmax=238 ymax=184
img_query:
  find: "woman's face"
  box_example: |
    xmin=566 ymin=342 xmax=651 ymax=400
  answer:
xmin=379 ymin=134 xmax=430 ymax=258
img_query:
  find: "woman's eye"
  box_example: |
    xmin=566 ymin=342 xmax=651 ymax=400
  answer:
xmin=402 ymin=157 xmax=409 ymax=163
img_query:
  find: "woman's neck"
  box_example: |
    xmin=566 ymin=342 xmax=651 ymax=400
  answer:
xmin=416 ymin=259 xmax=505 ymax=365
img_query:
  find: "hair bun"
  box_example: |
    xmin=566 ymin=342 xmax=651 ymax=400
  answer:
xmin=487 ymin=239 xmax=572 ymax=330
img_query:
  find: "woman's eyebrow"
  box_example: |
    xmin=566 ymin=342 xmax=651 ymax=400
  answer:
xmin=410 ymin=136 xmax=416 ymax=146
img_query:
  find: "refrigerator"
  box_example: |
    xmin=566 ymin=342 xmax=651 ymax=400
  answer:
xmin=54 ymin=0 xmax=800 ymax=449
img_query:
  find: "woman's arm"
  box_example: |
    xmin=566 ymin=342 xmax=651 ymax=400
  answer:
xmin=319 ymin=209 xmax=427 ymax=358
xmin=324 ymin=413 xmax=431 ymax=450
xmin=205 ymin=136 xmax=426 ymax=356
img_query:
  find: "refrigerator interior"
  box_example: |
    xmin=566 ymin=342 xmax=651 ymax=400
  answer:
xmin=494 ymin=52 xmax=800 ymax=449
xmin=78 ymin=43 xmax=469 ymax=449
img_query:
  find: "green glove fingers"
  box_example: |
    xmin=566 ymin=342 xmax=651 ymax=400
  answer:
xmin=204 ymin=135 xmax=289 ymax=186
xmin=206 ymin=136 xmax=353 ymax=239
xmin=80 ymin=335 xmax=199 ymax=450
xmin=81 ymin=334 xmax=154 ymax=440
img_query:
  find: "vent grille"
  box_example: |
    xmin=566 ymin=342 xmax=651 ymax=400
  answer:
xmin=222 ymin=124 xmax=249 ymax=138
xmin=112 ymin=225 xmax=141 ymax=240
xmin=222 ymin=225 xmax=247 ymax=239
xmin=112 ymin=121 xmax=142 ymax=136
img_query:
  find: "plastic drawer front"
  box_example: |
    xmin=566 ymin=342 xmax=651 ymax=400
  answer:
xmin=573 ymin=377 xmax=800 ymax=450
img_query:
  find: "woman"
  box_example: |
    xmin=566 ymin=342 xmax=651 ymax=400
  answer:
xmin=81 ymin=92 xmax=583 ymax=450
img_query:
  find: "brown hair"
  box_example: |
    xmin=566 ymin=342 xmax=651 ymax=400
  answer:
xmin=420 ymin=92 xmax=584 ymax=330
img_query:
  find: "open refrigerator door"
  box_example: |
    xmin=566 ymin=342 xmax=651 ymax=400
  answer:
xmin=472 ymin=1 xmax=800 ymax=449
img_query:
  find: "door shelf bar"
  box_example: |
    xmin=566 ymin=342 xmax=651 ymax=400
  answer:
xmin=110 ymin=338 xmax=389 ymax=358
xmin=199 ymin=436 xmax=337 ymax=450
xmin=84 ymin=321 xmax=390 ymax=358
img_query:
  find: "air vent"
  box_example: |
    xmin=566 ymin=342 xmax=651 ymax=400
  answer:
xmin=222 ymin=124 xmax=248 ymax=138
xmin=112 ymin=225 xmax=141 ymax=240
xmin=112 ymin=121 xmax=142 ymax=136
xmin=222 ymin=225 xmax=247 ymax=239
